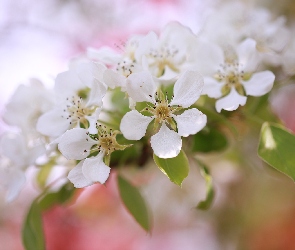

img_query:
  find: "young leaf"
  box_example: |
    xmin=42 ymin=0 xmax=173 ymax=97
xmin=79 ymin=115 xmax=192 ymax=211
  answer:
xmin=153 ymin=150 xmax=189 ymax=186
xmin=195 ymin=159 xmax=215 ymax=210
xmin=117 ymin=174 xmax=151 ymax=232
xmin=192 ymin=127 xmax=228 ymax=152
xmin=258 ymin=122 xmax=295 ymax=181
xmin=22 ymin=201 xmax=45 ymax=250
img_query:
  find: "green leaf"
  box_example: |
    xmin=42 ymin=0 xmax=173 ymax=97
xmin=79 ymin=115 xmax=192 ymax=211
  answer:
xmin=195 ymin=159 xmax=215 ymax=210
xmin=153 ymin=150 xmax=189 ymax=186
xmin=192 ymin=127 xmax=228 ymax=152
xmin=22 ymin=201 xmax=45 ymax=250
xmin=258 ymin=122 xmax=295 ymax=181
xmin=39 ymin=182 xmax=75 ymax=211
xmin=117 ymin=175 xmax=151 ymax=232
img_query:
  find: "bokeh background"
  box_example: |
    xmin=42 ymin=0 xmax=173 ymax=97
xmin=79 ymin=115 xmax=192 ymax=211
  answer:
xmin=1 ymin=0 xmax=295 ymax=249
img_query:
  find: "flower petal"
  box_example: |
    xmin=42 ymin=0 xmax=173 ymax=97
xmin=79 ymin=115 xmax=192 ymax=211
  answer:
xmin=68 ymin=161 xmax=94 ymax=188
xmin=0 ymin=166 xmax=26 ymax=202
xmin=216 ymin=88 xmax=247 ymax=112
xmin=86 ymin=108 xmax=102 ymax=134
xmin=243 ymin=71 xmax=275 ymax=96
xmin=120 ymin=110 xmax=153 ymax=140
xmin=86 ymin=79 xmax=107 ymax=107
xmin=103 ymin=69 xmax=126 ymax=89
xmin=150 ymin=123 xmax=182 ymax=158
xmin=57 ymin=128 xmax=97 ymax=160
xmin=125 ymin=72 xmax=157 ymax=103
xmin=55 ymin=70 xmax=85 ymax=100
xmin=74 ymin=62 xmax=106 ymax=87
xmin=87 ymin=47 xmax=121 ymax=64
xmin=189 ymin=40 xmax=224 ymax=76
xmin=0 ymin=133 xmax=27 ymax=166
xmin=173 ymin=108 xmax=207 ymax=137
xmin=237 ymin=38 xmax=260 ymax=72
xmin=203 ymin=77 xmax=223 ymax=98
xmin=36 ymin=109 xmax=70 ymax=137
xmin=82 ymin=153 xmax=110 ymax=184
xmin=170 ymin=70 xmax=204 ymax=108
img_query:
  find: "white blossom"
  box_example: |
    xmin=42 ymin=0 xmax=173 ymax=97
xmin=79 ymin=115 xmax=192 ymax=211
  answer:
xmin=0 ymin=133 xmax=45 ymax=202
xmin=37 ymin=62 xmax=107 ymax=137
xmin=193 ymin=39 xmax=275 ymax=112
xmin=2 ymin=79 xmax=54 ymax=136
xmin=57 ymin=126 xmax=129 ymax=188
xmin=120 ymin=70 xmax=207 ymax=158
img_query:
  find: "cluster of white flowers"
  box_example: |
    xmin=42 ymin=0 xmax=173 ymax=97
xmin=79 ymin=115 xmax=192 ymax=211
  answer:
xmin=1 ymin=1 xmax=293 ymax=201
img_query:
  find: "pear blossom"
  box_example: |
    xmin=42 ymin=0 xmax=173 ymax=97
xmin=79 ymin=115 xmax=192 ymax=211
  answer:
xmin=2 ymin=79 xmax=54 ymax=136
xmin=136 ymin=22 xmax=197 ymax=82
xmin=193 ymin=38 xmax=275 ymax=112
xmin=37 ymin=62 xmax=107 ymax=137
xmin=88 ymin=35 xmax=144 ymax=90
xmin=0 ymin=133 xmax=45 ymax=202
xmin=57 ymin=126 xmax=129 ymax=188
xmin=120 ymin=70 xmax=207 ymax=158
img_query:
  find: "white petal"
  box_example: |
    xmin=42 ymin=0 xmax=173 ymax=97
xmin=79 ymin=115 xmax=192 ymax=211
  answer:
xmin=125 ymin=71 xmax=157 ymax=103
xmin=74 ymin=63 xmax=95 ymax=88
xmin=87 ymin=47 xmax=121 ymax=64
xmin=0 ymin=167 xmax=26 ymax=202
xmin=86 ymin=79 xmax=107 ymax=107
xmin=135 ymin=31 xmax=158 ymax=61
xmin=237 ymin=38 xmax=260 ymax=72
xmin=82 ymin=153 xmax=110 ymax=184
xmin=36 ymin=109 xmax=70 ymax=137
xmin=103 ymin=69 xmax=126 ymax=89
xmin=120 ymin=110 xmax=153 ymax=140
xmin=243 ymin=71 xmax=275 ymax=96
xmin=173 ymin=108 xmax=207 ymax=137
xmin=216 ymin=88 xmax=247 ymax=112
xmin=170 ymin=70 xmax=204 ymax=108
xmin=87 ymin=108 xmax=101 ymax=134
xmin=68 ymin=161 xmax=94 ymax=188
xmin=158 ymin=65 xmax=178 ymax=84
xmin=189 ymin=40 xmax=224 ymax=76
xmin=151 ymin=123 xmax=182 ymax=159
xmin=58 ymin=128 xmax=97 ymax=160
xmin=0 ymin=133 xmax=27 ymax=166
xmin=203 ymin=77 xmax=223 ymax=98
xmin=55 ymin=70 xmax=85 ymax=100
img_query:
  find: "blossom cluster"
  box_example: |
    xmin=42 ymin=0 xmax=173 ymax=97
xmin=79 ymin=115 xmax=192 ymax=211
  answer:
xmin=1 ymin=1 xmax=293 ymax=202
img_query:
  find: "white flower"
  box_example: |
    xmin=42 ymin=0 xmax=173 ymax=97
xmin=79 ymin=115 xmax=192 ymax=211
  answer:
xmin=0 ymin=133 xmax=45 ymax=202
xmin=57 ymin=126 xmax=129 ymax=188
xmin=3 ymin=79 xmax=54 ymax=136
xmin=37 ymin=62 xmax=107 ymax=137
xmin=120 ymin=70 xmax=207 ymax=158
xmin=193 ymin=38 xmax=275 ymax=112
xmin=136 ymin=22 xmax=197 ymax=83
xmin=88 ymin=35 xmax=144 ymax=90
xmin=0 ymin=159 xmax=26 ymax=203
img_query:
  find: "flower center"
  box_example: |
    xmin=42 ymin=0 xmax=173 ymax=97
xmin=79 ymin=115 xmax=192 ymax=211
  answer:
xmin=154 ymin=103 xmax=172 ymax=123
xmin=116 ymin=59 xmax=135 ymax=77
xmin=214 ymin=62 xmax=248 ymax=96
xmin=143 ymin=91 xmax=182 ymax=130
xmin=148 ymin=46 xmax=180 ymax=77
xmin=87 ymin=125 xmax=130 ymax=156
xmin=62 ymin=94 xmax=95 ymax=127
